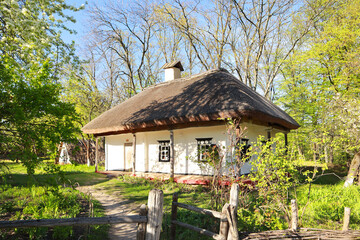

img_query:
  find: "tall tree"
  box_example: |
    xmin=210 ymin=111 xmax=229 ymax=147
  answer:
xmin=0 ymin=0 xmax=82 ymax=173
xmin=280 ymin=0 xmax=360 ymax=183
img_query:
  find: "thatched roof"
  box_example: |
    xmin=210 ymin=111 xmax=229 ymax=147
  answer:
xmin=82 ymin=68 xmax=299 ymax=136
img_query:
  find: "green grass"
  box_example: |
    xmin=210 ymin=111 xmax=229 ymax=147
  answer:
xmin=1 ymin=161 xmax=108 ymax=187
xmin=296 ymin=181 xmax=360 ymax=230
xmin=0 ymin=161 xmax=109 ymax=240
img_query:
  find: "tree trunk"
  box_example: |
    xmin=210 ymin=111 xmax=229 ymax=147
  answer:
xmin=344 ymin=151 xmax=360 ymax=187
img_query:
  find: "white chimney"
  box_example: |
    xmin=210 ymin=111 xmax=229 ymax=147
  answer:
xmin=161 ymin=60 xmax=184 ymax=81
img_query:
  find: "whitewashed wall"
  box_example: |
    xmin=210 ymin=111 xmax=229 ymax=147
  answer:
xmin=104 ymin=123 xmax=286 ymax=175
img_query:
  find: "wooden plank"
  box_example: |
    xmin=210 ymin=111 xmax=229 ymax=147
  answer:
xmin=172 ymin=220 xmax=225 ymax=240
xmin=239 ymin=228 xmax=360 ymax=239
xmin=137 ymin=204 xmax=147 ymax=240
xmin=342 ymin=207 xmax=351 ymax=231
xmin=170 ymin=192 xmax=178 ymax=240
xmin=0 ymin=215 xmax=147 ymax=229
xmin=291 ymin=199 xmax=298 ymax=232
xmin=219 ymin=203 xmax=229 ymax=240
xmin=174 ymin=202 xmax=225 ymax=221
xmin=145 ymin=189 xmax=164 ymax=240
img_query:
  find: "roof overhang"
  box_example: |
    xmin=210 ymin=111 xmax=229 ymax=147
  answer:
xmin=83 ymin=109 xmax=299 ymax=137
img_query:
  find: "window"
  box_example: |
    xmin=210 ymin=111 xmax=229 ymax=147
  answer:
xmin=158 ymin=140 xmax=170 ymax=162
xmin=196 ymin=138 xmax=213 ymax=162
xmin=236 ymin=138 xmax=251 ymax=161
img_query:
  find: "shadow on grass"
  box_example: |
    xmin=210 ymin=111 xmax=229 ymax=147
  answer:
xmin=1 ymin=172 xmax=110 ymax=187
xmin=298 ymin=166 xmax=347 ymax=186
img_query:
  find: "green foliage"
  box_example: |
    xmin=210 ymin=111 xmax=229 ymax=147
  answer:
xmin=234 ymin=136 xmax=299 ymax=231
xmin=297 ymin=183 xmax=360 ymax=230
xmin=0 ymin=0 xmax=82 ymax=173
xmin=0 ymin=162 xmax=109 ymax=239
xmin=279 ymin=0 xmax=360 ymax=166
xmin=249 ymin=136 xmax=297 ymax=198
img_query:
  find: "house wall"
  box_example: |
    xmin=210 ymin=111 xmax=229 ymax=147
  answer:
xmin=104 ymin=123 xmax=286 ymax=175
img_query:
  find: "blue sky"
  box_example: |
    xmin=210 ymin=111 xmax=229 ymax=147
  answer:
xmin=61 ymin=0 xmax=98 ymax=50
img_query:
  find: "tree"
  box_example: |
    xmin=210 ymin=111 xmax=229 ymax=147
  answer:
xmin=88 ymin=1 xmax=162 ymax=98
xmin=280 ymin=0 xmax=360 ymax=184
xmin=0 ymin=0 xmax=82 ymax=174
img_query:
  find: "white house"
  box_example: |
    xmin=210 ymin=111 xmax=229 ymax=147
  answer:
xmin=82 ymin=61 xmax=299 ymax=177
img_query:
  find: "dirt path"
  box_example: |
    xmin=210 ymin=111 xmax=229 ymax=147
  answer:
xmin=77 ymin=186 xmax=139 ymax=240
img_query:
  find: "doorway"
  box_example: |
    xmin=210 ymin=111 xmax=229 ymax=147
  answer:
xmin=124 ymin=143 xmax=133 ymax=171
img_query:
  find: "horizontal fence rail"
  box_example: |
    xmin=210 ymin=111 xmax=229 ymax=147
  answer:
xmin=174 ymin=202 xmax=226 ymax=221
xmin=171 ymin=184 xmax=240 ymax=240
xmin=172 ymin=220 xmax=225 ymax=240
xmin=0 ymin=215 xmax=147 ymax=229
xmin=0 ymin=189 xmax=164 ymax=240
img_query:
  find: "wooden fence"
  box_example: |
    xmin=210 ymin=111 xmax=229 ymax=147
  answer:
xmin=240 ymin=199 xmax=360 ymax=240
xmin=170 ymin=183 xmax=240 ymax=240
xmin=0 ymin=189 xmax=164 ymax=240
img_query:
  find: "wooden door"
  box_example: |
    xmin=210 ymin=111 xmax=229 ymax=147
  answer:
xmin=124 ymin=143 xmax=133 ymax=171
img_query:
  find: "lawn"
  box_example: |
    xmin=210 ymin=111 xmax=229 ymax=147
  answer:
xmin=0 ymin=161 xmax=109 ymax=240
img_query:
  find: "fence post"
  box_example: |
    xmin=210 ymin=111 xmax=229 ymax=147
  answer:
xmin=146 ymin=189 xmax=164 ymax=240
xmin=137 ymin=204 xmax=147 ymax=240
xmin=342 ymin=207 xmax=351 ymax=231
xmin=229 ymin=183 xmax=240 ymax=209
xmin=291 ymin=199 xmax=298 ymax=232
xmin=219 ymin=203 xmax=229 ymax=239
xmin=228 ymin=183 xmax=240 ymax=240
xmin=170 ymin=192 xmax=178 ymax=240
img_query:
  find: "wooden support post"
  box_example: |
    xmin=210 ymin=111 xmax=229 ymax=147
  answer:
xmin=170 ymin=130 xmax=175 ymax=181
xmin=219 ymin=203 xmax=229 ymax=240
xmin=132 ymin=133 xmax=136 ymax=176
xmin=146 ymin=189 xmax=164 ymax=240
xmin=170 ymin=192 xmax=178 ymax=240
xmin=291 ymin=199 xmax=298 ymax=232
xmin=284 ymin=133 xmax=288 ymax=155
xmin=137 ymin=204 xmax=147 ymax=240
xmin=95 ymin=137 xmax=98 ymax=172
xmin=342 ymin=207 xmax=351 ymax=231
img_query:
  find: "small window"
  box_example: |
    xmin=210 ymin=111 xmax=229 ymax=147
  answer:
xmin=158 ymin=140 xmax=170 ymax=162
xmin=196 ymin=138 xmax=213 ymax=162
xmin=236 ymin=138 xmax=251 ymax=161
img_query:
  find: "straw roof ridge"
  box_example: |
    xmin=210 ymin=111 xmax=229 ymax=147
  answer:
xmin=82 ymin=68 xmax=299 ymax=135
xmin=143 ymin=68 xmax=225 ymax=91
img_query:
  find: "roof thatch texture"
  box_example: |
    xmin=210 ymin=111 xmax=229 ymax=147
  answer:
xmin=82 ymin=68 xmax=299 ymax=136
